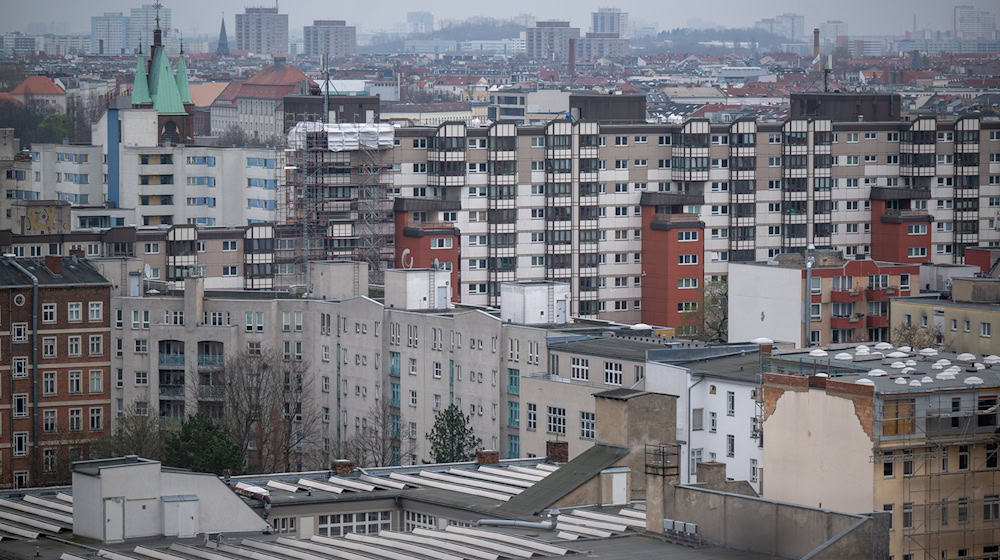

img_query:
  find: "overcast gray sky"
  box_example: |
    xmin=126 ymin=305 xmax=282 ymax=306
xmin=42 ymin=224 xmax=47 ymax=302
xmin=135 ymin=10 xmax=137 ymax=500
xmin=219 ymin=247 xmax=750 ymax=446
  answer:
xmin=2 ymin=0 xmax=996 ymax=38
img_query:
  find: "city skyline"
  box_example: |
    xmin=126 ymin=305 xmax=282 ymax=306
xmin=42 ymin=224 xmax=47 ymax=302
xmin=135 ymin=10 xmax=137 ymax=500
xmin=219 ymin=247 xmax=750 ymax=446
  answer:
xmin=3 ymin=0 xmax=998 ymax=39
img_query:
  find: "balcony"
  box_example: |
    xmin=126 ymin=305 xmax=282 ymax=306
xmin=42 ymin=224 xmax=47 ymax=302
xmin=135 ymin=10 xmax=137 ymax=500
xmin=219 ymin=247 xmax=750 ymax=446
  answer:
xmin=866 ymin=287 xmax=896 ymax=301
xmin=867 ymin=315 xmax=889 ymax=328
xmin=651 ymin=213 xmax=703 ymax=231
xmin=159 ymin=384 xmax=185 ymax=399
xmin=831 ymin=289 xmax=862 ymax=303
xmin=830 ymin=314 xmax=863 ymax=330
xmin=159 ymin=354 xmax=185 ymax=367
xmin=198 ymin=354 xmax=224 ymax=368
xmin=197 ymin=385 xmax=225 ymax=401
xmin=880 ymin=208 xmax=932 ymax=224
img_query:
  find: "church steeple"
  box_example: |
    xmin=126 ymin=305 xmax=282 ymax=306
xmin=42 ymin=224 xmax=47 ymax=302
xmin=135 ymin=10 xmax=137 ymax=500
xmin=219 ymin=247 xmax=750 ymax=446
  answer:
xmin=175 ymin=42 xmax=192 ymax=106
xmin=216 ymin=15 xmax=230 ymax=57
xmin=152 ymin=1 xmax=164 ymax=49
xmin=132 ymin=52 xmax=152 ymax=106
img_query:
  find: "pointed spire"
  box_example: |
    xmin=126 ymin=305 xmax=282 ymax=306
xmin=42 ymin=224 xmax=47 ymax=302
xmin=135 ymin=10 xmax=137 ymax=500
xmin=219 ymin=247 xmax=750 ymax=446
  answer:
xmin=132 ymin=54 xmax=152 ymax=106
xmin=216 ymin=14 xmax=230 ymax=57
xmin=175 ymin=49 xmax=192 ymax=106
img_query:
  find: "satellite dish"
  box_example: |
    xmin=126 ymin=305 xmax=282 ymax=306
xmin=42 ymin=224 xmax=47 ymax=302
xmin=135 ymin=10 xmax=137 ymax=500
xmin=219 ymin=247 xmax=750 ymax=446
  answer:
xmin=400 ymin=248 xmax=414 ymax=269
xmin=144 ymin=264 xmax=153 ymax=279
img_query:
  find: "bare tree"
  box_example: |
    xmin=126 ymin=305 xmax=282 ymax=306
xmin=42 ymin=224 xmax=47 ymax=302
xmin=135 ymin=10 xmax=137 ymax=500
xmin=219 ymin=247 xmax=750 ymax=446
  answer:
xmin=342 ymin=401 xmax=416 ymax=468
xmin=219 ymin=348 xmax=324 ymax=473
xmin=699 ymin=279 xmax=729 ymax=343
xmin=91 ymin=405 xmax=165 ymax=461
xmin=892 ymin=322 xmax=945 ymax=351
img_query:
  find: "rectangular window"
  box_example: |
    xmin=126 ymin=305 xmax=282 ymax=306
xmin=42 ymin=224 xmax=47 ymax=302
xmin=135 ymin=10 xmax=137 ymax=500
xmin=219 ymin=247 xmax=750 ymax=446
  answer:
xmin=580 ymin=411 xmax=595 ymax=440
xmin=692 ymin=408 xmax=704 ymax=431
xmin=604 ymin=361 xmax=622 ymax=385
xmin=727 ymin=391 xmax=735 ymax=416
xmin=547 ymin=406 xmax=566 ymax=434
xmin=726 ymin=434 xmax=735 ymax=457
xmin=527 ymin=403 xmax=537 ymax=430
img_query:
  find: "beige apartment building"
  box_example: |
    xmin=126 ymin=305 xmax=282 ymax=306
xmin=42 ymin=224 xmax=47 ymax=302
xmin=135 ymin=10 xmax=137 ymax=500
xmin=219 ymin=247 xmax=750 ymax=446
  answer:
xmin=763 ymin=346 xmax=1000 ymax=560
xmin=890 ymin=276 xmax=999 ymax=355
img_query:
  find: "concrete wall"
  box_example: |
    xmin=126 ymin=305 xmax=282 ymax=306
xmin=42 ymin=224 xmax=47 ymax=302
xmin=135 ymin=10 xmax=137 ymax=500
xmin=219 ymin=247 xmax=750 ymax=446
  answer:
xmin=384 ymin=268 xmax=451 ymax=310
xmin=160 ymin=471 xmax=270 ymax=533
xmin=71 ymin=470 xmax=104 ymax=540
xmin=728 ymin=263 xmax=801 ymax=345
xmin=661 ymin=483 xmax=886 ymax=559
xmin=762 ymin=378 xmax=874 ymax=513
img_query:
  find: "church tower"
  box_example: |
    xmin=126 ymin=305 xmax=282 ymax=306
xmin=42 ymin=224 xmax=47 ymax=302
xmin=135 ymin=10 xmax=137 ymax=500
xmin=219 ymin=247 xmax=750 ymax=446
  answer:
xmin=216 ymin=16 xmax=230 ymax=57
xmin=129 ymin=2 xmax=194 ymax=146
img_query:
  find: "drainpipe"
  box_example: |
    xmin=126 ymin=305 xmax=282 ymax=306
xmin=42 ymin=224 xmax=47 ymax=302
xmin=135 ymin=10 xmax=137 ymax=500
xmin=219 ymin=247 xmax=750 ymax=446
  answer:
xmin=10 ymin=259 xmax=40 ymax=481
xmin=686 ymin=374 xmax=705 ymax=485
xmin=803 ymin=244 xmax=816 ymax=347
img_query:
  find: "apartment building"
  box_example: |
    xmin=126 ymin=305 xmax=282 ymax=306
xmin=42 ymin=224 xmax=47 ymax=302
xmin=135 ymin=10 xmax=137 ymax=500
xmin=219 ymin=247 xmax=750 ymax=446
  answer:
xmin=385 ymin=109 xmax=1000 ymax=328
xmin=891 ymin=276 xmax=999 ymax=355
xmin=209 ymin=62 xmax=312 ymax=142
xmin=303 ymin=20 xmax=357 ymax=59
xmin=235 ymin=7 xmax=289 ymax=57
xmin=763 ymin=346 xmax=1000 ymax=560
xmin=0 ymin=128 xmax=34 ymax=209
xmin=525 ymin=21 xmax=580 ymax=62
xmin=729 ymin=250 xmax=920 ymax=346
xmin=520 ymin=340 xmax=764 ymax=494
xmin=0 ymin=256 xmax=111 ymax=488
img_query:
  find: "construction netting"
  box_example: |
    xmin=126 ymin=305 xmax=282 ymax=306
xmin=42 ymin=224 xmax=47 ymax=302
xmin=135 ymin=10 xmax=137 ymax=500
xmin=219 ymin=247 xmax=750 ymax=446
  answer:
xmin=286 ymin=122 xmax=395 ymax=152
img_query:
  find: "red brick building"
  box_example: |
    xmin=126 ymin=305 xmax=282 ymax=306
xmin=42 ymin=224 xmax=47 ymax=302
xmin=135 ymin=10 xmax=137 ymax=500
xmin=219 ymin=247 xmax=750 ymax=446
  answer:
xmin=0 ymin=256 xmax=111 ymax=488
xmin=869 ymin=190 xmax=933 ymax=264
xmin=393 ymin=199 xmax=462 ymax=301
xmin=639 ymin=192 xmax=706 ymax=333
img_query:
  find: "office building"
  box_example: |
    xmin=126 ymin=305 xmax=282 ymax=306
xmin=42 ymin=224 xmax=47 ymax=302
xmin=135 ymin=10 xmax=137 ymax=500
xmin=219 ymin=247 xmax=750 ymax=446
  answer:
xmin=954 ymin=5 xmax=997 ymax=40
xmin=235 ymin=7 xmax=289 ymax=57
xmin=0 ymin=256 xmax=112 ymax=488
xmin=753 ymin=13 xmax=805 ymax=41
xmin=303 ymin=20 xmax=357 ymax=59
xmin=90 ymin=12 xmax=128 ymax=56
xmin=525 ymin=21 xmax=580 ymax=62
xmin=763 ymin=345 xmax=1000 ymax=560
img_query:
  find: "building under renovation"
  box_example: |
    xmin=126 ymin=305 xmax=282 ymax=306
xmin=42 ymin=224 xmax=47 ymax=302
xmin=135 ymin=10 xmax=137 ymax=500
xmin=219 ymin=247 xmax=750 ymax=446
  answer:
xmin=762 ymin=344 xmax=1000 ymax=560
xmin=280 ymin=122 xmax=395 ymax=288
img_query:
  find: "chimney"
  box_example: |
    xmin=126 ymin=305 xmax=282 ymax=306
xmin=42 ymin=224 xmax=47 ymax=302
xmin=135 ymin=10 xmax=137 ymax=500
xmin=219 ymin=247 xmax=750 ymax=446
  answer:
xmin=568 ymin=38 xmax=576 ymax=78
xmin=332 ymin=459 xmax=355 ymax=475
xmin=475 ymin=449 xmax=500 ymax=465
xmin=546 ymin=440 xmax=569 ymax=463
xmin=813 ymin=28 xmax=820 ymax=70
xmin=44 ymin=255 xmax=62 ymax=275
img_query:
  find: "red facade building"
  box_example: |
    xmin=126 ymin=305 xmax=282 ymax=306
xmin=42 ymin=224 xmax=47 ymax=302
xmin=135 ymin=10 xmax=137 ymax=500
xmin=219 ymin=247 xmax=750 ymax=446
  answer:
xmin=392 ymin=199 xmax=461 ymax=301
xmin=639 ymin=193 xmax=706 ymax=333
xmin=0 ymin=256 xmax=111 ymax=488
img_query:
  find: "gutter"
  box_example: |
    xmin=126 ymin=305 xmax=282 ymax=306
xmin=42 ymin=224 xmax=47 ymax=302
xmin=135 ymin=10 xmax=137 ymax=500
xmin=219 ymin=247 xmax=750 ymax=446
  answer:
xmin=686 ymin=375 xmax=705 ymax=485
xmin=10 ymin=259 xmax=41 ymax=481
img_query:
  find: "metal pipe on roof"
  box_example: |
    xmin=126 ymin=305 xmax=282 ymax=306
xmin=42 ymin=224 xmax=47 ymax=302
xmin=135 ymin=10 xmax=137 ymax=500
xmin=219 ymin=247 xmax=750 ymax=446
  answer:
xmin=475 ymin=519 xmax=554 ymax=529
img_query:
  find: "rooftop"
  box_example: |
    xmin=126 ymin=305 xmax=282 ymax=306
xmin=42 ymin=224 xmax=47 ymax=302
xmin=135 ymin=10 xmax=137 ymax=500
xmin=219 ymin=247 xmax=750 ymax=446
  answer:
xmin=768 ymin=345 xmax=1000 ymax=394
xmin=548 ymin=337 xmax=665 ymax=362
xmin=0 ymin=257 xmax=112 ymax=287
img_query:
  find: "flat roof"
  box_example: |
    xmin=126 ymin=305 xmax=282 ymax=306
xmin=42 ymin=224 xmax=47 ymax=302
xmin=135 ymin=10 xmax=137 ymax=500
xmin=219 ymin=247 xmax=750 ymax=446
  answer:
xmin=548 ymin=337 xmax=663 ymax=361
xmin=769 ymin=346 xmax=1000 ymax=394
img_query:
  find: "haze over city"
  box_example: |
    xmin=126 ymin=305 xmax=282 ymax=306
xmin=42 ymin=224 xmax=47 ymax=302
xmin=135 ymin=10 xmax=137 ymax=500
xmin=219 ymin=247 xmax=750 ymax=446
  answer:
xmin=2 ymin=0 xmax=997 ymax=36
xmin=1 ymin=0 xmax=1000 ymax=559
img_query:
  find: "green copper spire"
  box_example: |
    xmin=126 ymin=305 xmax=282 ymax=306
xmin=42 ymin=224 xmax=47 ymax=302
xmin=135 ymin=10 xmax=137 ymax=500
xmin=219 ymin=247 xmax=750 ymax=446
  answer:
xmin=132 ymin=54 xmax=151 ymax=105
xmin=175 ymin=48 xmax=192 ymax=105
xmin=148 ymin=45 xmax=187 ymax=115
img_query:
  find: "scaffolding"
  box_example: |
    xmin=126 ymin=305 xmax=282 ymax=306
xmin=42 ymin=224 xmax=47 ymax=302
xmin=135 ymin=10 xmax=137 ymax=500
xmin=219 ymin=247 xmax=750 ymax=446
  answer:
xmin=871 ymin=390 xmax=1000 ymax=560
xmin=279 ymin=122 xmax=395 ymax=289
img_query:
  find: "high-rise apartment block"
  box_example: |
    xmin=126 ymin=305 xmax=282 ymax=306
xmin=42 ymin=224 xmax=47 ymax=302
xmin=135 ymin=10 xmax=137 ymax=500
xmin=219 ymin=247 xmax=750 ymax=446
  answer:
xmin=525 ymin=21 xmax=580 ymax=62
xmin=235 ymin=7 xmax=288 ymax=57
xmin=303 ymin=20 xmax=357 ymax=59
xmin=592 ymin=8 xmax=628 ymax=38
xmin=384 ymin=112 xmax=1000 ymax=331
